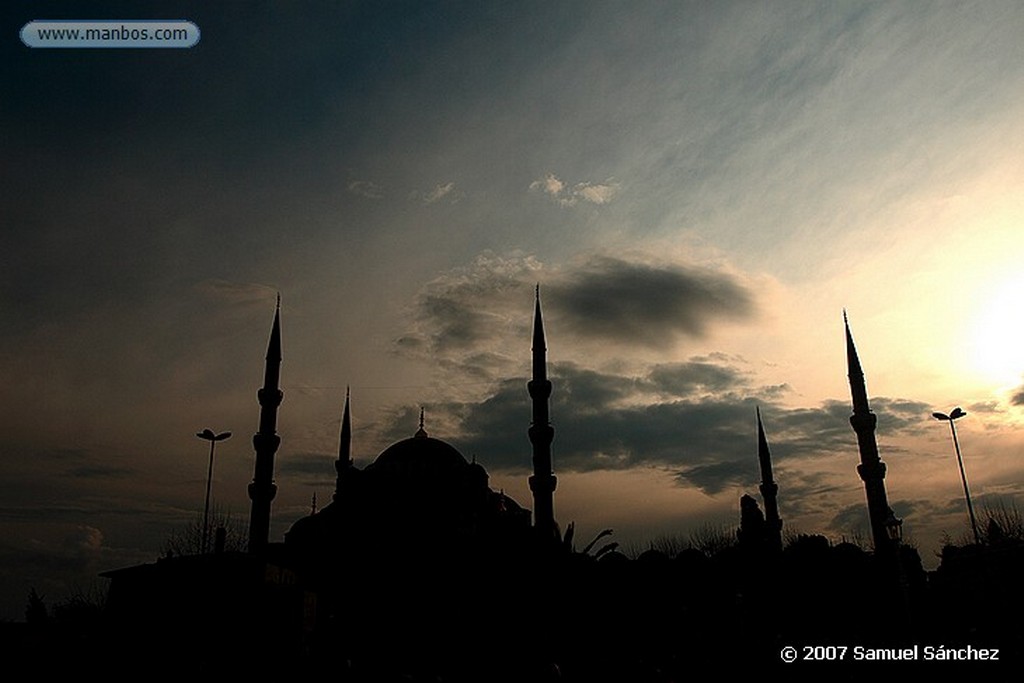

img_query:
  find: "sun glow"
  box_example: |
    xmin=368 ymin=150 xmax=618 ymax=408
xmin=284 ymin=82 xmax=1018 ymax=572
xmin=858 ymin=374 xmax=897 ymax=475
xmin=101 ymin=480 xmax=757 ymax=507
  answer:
xmin=968 ymin=272 xmax=1024 ymax=390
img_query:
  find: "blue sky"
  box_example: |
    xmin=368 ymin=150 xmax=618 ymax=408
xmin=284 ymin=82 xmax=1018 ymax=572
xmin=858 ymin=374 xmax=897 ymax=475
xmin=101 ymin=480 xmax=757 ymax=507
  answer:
xmin=5 ymin=1 xmax=1024 ymax=620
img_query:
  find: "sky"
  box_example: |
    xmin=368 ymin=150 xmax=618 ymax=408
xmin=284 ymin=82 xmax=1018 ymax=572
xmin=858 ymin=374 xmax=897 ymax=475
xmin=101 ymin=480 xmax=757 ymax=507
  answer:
xmin=4 ymin=0 xmax=1024 ymax=621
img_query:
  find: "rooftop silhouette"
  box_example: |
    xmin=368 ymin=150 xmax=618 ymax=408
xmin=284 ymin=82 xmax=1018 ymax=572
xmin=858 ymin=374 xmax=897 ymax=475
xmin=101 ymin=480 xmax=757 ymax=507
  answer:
xmin=17 ymin=296 xmax=1017 ymax=679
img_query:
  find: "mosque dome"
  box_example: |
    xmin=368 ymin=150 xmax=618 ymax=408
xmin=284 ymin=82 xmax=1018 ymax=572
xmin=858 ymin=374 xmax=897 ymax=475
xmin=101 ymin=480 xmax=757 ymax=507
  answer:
xmin=367 ymin=433 xmax=469 ymax=477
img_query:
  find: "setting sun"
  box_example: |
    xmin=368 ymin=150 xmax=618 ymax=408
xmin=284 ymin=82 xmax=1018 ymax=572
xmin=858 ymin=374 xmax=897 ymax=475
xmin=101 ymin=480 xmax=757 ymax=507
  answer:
xmin=969 ymin=273 xmax=1024 ymax=390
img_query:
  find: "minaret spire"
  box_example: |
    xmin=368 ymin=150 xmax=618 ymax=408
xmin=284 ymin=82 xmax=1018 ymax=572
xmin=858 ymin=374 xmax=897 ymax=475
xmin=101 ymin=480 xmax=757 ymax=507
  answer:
xmin=333 ymin=386 xmax=353 ymax=502
xmin=845 ymin=310 xmax=870 ymax=415
xmin=528 ymin=285 xmax=558 ymax=541
xmin=756 ymin=407 xmax=783 ymax=553
xmin=415 ymin=406 xmax=427 ymax=438
xmin=844 ymin=313 xmax=896 ymax=556
xmin=532 ymin=284 xmax=547 ymax=384
xmin=248 ymin=298 xmax=283 ymax=554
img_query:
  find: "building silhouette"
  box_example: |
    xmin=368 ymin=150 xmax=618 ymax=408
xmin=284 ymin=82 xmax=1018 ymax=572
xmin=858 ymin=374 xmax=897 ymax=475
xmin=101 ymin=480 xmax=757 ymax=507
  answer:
xmin=283 ymin=289 xmax=553 ymax=570
xmin=845 ymin=312 xmax=900 ymax=556
xmin=248 ymin=295 xmax=282 ymax=555
xmin=87 ymin=297 xmax=1022 ymax=679
xmin=528 ymin=285 xmax=558 ymax=543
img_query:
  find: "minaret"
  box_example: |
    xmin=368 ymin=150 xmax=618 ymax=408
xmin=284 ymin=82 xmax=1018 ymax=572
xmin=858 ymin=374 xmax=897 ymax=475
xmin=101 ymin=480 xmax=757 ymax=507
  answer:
xmin=333 ymin=386 xmax=353 ymax=502
xmin=247 ymin=297 xmax=283 ymax=554
xmin=845 ymin=312 xmax=895 ymax=556
xmin=756 ymin=407 xmax=783 ymax=553
xmin=528 ymin=285 xmax=558 ymax=540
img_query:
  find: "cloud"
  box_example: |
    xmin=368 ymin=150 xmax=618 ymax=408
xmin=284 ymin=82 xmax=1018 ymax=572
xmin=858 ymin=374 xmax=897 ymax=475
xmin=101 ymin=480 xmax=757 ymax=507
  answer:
xmin=674 ymin=460 xmax=750 ymax=496
xmin=347 ymin=180 xmax=384 ymax=199
xmin=967 ymin=400 xmax=1001 ymax=414
xmin=411 ymin=181 xmax=459 ymax=204
xmin=646 ymin=360 xmax=750 ymax=397
xmin=574 ymin=181 xmax=618 ymax=205
xmin=395 ymin=252 xmax=759 ymax=377
xmin=530 ymin=173 xmax=564 ymax=197
xmin=548 ymin=256 xmax=756 ymax=349
xmin=374 ymin=352 xmax=926 ymax=496
xmin=2 ymin=524 xmax=106 ymax=576
xmin=277 ymin=451 xmax=336 ymax=477
xmin=195 ymin=279 xmax=277 ymax=306
xmin=393 ymin=251 xmax=541 ymax=362
xmin=826 ymin=504 xmax=871 ymax=537
xmin=63 ymin=465 xmax=133 ymax=479
xmin=379 ymin=250 xmax=926 ymax=496
xmin=529 ymin=173 xmax=619 ymax=206
xmin=416 ymin=293 xmax=496 ymax=349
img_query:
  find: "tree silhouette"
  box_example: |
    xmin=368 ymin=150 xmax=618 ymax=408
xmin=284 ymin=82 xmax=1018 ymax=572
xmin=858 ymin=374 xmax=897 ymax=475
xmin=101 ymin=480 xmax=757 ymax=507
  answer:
xmin=979 ymin=499 xmax=1024 ymax=545
xmin=25 ymin=587 xmax=48 ymax=624
xmin=688 ymin=522 xmax=737 ymax=556
xmin=51 ymin=585 xmax=105 ymax=626
xmin=162 ymin=504 xmax=247 ymax=556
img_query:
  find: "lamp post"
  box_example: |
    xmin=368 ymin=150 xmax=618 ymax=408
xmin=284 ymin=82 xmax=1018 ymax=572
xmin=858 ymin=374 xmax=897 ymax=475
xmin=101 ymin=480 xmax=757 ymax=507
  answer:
xmin=884 ymin=508 xmax=911 ymax=632
xmin=884 ymin=509 xmax=903 ymax=546
xmin=932 ymin=407 xmax=980 ymax=545
xmin=196 ymin=428 xmax=231 ymax=554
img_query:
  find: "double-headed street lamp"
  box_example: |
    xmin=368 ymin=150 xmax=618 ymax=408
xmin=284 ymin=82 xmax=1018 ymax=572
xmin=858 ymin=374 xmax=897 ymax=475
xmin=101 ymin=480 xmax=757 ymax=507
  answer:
xmin=932 ymin=407 xmax=981 ymax=546
xmin=196 ymin=428 xmax=231 ymax=554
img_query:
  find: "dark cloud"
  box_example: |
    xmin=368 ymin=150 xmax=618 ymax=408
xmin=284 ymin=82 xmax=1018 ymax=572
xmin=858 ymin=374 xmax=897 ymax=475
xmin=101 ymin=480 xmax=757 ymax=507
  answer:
xmin=278 ymin=452 xmax=336 ymax=482
xmin=647 ymin=360 xmax=749 ymax=396
xmin=395 ymin=253 xmax=759 ymax=378
xmin=547 ymin=256 xmax=756 ymax=349
xmin=0 ymin=524 xmax=105 ymax=582
xmin=396 ymin=253 xmax=538 ymax=361
xmin=827 ymin=504 xmax=870 ymax=537
xmin=967 ymin=400 xmax=1001 ymax=414
xmin=673 ymin=460 xmax=749 ymax=495
xmin=772 ymin=470 xmax=848 ymax=522
xmin=63 ymin=465 xmax=133 ymax=479
xmin=418 ymin=294 xmax=497 ymax=351
xmin=769 ymin=397 xmax=932 ymax=459
xmin=827 ymin=498 xmax=936 ymax=544
xmin=1011 ymin=385 xmax=1024 ymax=406
xmin=389 ymin=355 xmax=939 ymax=497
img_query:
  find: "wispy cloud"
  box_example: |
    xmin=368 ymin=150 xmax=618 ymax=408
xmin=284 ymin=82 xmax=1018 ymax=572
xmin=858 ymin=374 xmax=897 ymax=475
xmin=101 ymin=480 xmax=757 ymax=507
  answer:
xmin=411 ymin=181 xmax=459 ymax=204
xmin=194 ymin=279 xmax=277 ymax=306
xmin=530 ymin=173 xmax=620 ymax=206
xmin=347 ymin=180 xmax=384 ymax=199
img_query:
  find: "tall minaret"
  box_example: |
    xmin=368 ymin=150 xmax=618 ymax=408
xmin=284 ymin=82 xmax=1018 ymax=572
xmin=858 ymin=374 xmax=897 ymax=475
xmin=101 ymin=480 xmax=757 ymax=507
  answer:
xmin=756 ymin=407 xmax=783 ymax=553
xmin=845 ymin=312 xmax=895 ymax=556
xmin=528 ymin=285 xmax=558 ymax=540
xmin=248 ymin=297 xmax=283 ymax=554
xmin=333 ymin=386 xmax=353 ymax=502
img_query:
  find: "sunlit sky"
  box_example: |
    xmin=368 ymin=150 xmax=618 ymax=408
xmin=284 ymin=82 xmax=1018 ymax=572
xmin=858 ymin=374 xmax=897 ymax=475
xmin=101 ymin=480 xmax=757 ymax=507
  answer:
xmin=4 ymin=1 xmax=1024 ymax=620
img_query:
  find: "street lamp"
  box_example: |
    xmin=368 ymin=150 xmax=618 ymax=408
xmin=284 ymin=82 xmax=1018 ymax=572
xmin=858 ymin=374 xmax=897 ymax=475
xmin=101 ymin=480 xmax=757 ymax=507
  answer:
xmin=884 ymin=509 xmax=903 ymax=545
xmin=932 ymin=407 xmax=980 ymax=545
xmin=196 ymin=428 xmax=231 ymax=554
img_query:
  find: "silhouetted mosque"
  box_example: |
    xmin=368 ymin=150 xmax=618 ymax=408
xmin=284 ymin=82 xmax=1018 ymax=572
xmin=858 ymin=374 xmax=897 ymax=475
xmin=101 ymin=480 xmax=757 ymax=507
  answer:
xmin=88 ymin=294 xmax=1022 ymax=679
xmin=269 ymin=288 xmax=555 ymax=567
